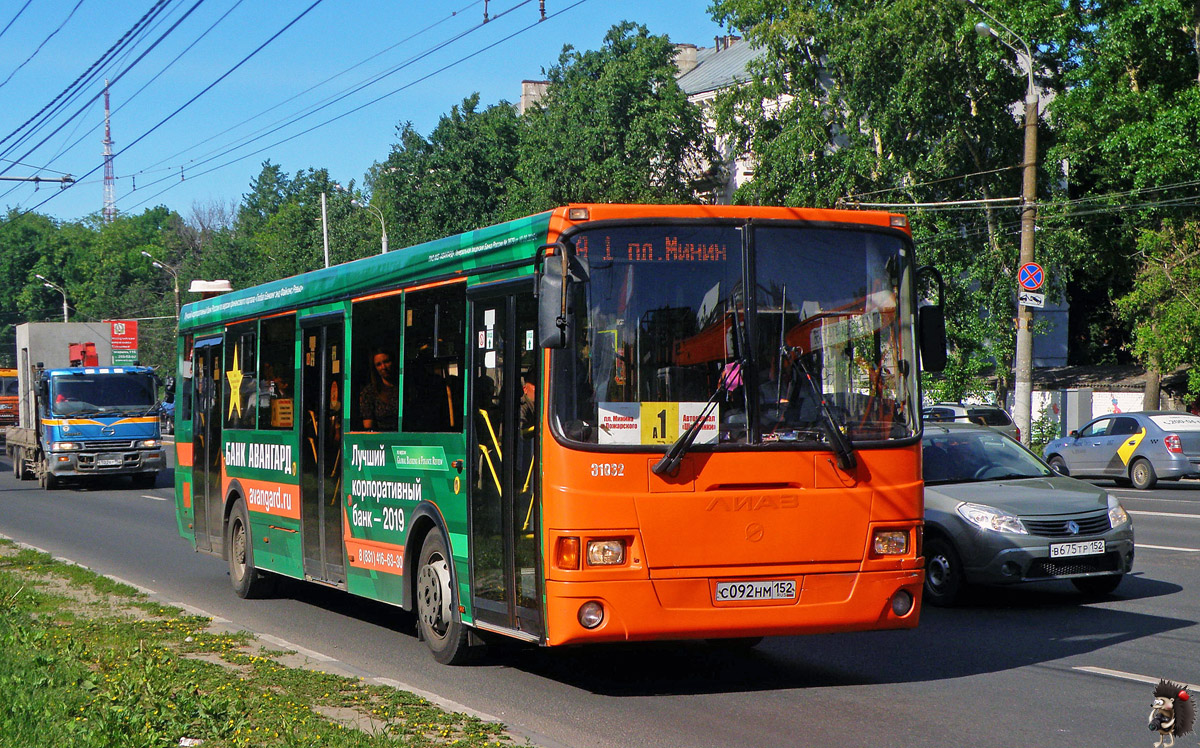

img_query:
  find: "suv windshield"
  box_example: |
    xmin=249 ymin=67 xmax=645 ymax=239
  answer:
xmin=551 ymin=222 xmax=919 ymax=447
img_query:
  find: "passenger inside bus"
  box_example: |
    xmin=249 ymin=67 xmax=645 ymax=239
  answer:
xmin=359 ymin=348 xmax=398 ymax=431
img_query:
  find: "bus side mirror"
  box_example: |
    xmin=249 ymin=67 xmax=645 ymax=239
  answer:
xmin=164 ymin=376 xmax=176 ymax=404
xmin=919 ymin=304 xmax=947 ymax=373
xmin=538 ymin=251 xmax=572 ymax=349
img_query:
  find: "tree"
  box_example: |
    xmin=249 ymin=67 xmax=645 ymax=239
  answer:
xmin=1046 ymin=0 xmax=1200 ymax=383
xmin=708 ymin=0 xmax=1081 ymax=404
xmin=1115 ymin=220 xmax=1200 ymax=403
xmin=370 ymin=95 xmax=521 ymax=247
xmin=508 ymin=22 xmax=717 ymax=213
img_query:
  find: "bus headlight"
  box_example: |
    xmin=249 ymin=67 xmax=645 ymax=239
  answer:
xmin=872 ymin=530 xmax=908 ymax=555
xmin=586 ymin=539 xmax=626 ymax=566
xmin=138 ymin=439 xmax=160 ymax=448
xmin=50 ymin=442 xmax=80 ymax=451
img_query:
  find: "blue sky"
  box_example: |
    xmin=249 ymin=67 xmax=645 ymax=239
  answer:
xmin=0 ymin=0 xmax=727 ymax=224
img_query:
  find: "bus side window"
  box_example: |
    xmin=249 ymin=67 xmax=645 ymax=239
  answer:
xmin=259 ymin=315 xmax=295 ymax=429
xmin=224 ymin=322 xmax=258 ymax=430
xmin=180 ymin=335 xmax=193 ymax=423
xmin=403 ymin=284 xmax=465 ymax=433
xmin=351 ymin=295 xmax=400 ymax=433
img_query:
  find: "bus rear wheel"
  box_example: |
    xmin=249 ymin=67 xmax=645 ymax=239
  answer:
xmin=227 ymin=499 xmax=276 ymax=599
xmin=416 ymin=531 xmax=471 ymax=665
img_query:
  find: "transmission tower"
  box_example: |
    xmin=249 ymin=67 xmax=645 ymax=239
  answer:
xmin=102 ymin=79 xmax=116 ymax=223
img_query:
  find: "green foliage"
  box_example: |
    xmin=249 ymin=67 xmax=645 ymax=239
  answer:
xmin=1115 ymin=220 xmax=1200 ymax=396
xmin=370 ymin=95 xmax=521 ymax=247
xmin=1029 ymin=406 xmax=1061 ymax=456
xmin=508 ymin=22 xmax=717 ymax=212
xmin=0 ymin=11 xmax=1197 ymax=389
xmin=0 ymin=543 xmax=514 ymax=747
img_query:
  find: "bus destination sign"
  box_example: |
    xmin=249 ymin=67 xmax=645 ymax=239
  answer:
xmin=575 ymin=234 xmax=728 ymax=263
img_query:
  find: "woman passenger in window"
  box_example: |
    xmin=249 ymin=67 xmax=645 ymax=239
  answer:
xmin=360 ymin=348 xmax=398 ymax=431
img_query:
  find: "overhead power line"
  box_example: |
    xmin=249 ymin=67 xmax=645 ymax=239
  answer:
xmin=0 ymin=0 xmax=174 ymax=156
xmin=22 ymin=0 xmax=329 ymax=217
xmin=0 ymin=0 xmax=87 ymax=92
xmin=124 ymin=0 xmax=587 ymax=212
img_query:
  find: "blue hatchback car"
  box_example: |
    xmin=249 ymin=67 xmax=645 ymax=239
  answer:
xmin=1042 ymin=411 xmax=1200 ymax=489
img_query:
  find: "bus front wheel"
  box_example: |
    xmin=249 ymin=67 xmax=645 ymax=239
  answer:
xmin=416 ymin=531 xmax=471 ymax=665
xmin=227 ymin=499 xmax=276 ymax=599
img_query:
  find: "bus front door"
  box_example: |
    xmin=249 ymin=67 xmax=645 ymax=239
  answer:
xmin=191 ymin=338 xmax=222 ymax=553
xmin=300 ymin=318 xmax=346 ymax=586
xmin=468 ymin=284 xmax=542 ymax=641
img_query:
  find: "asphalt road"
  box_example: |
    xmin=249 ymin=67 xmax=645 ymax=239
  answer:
xmin=0 ymin=455 xmax=1197 ymax=748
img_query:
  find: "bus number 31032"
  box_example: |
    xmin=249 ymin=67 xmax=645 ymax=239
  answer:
xmin=590 ymin=463 xmax=625 ymax=477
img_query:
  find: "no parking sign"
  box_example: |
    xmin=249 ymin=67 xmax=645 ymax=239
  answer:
xmin=1017 ymin=262 xmax=1044 ymax=291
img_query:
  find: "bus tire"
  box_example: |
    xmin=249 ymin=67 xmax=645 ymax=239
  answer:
xmin=227 ymin=499 xmax=276 ymax=599
xmin=416 ymin=530 xmax=471 ymax=665
xmin=40 ymin=469 xmax=58 ymax=490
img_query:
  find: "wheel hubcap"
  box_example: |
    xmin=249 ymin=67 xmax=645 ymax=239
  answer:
xmin=928 ymin=555 xmax=951 ymax=591
xmin=418 ymin=554 xmax=451 ymax=638
xmin=232 ymin=521 xmax=246 ymax=580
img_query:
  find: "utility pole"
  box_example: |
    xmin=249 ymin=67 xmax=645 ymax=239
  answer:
xmin=320 ymin=192 xmax=330 ymax=268
xmin=965 ymin=0 xmax=1039 ymax=445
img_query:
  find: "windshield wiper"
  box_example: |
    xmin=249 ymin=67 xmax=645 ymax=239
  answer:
xmin=652 ymin=362 xmax=740 ymax=477
xmin=785 ymin=347 xmax=857 ymax=471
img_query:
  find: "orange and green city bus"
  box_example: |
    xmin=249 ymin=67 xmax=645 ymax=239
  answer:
xmin=173 ymin=203 xmax=947 ymax=663
xmin=0 ymin=367 xmax=17 ymax=427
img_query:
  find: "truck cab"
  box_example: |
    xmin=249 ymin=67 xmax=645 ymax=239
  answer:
xmin=33 ymin=366 xmax=166 ymax=488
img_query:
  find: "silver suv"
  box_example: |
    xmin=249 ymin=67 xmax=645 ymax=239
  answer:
xmin=923 ymin=402 xmax=1020 ymax=442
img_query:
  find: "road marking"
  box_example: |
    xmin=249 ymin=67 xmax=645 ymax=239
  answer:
xmin=1074 ymin=666 xmax=1196 ymax=690
xmin=140 ymin=494 xmax=168 ymax=501
xmin=1128 ymin=510 xmax=1200 ymax=519
xmin=1136 ymin=543 xmax=1200 ymax=552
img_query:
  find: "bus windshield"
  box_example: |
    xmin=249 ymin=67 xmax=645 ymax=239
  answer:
xmin=50 ymin=373 xmax=157 ymax=416
xmin=551 ymin=222 xmax=919 ymax=447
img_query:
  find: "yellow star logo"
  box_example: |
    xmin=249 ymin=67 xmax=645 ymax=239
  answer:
xmin=227 ymin=347 xmax=244 ymax=419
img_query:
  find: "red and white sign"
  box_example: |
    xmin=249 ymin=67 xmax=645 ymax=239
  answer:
xmin=109 ymin=320 xmax=139 ymax=350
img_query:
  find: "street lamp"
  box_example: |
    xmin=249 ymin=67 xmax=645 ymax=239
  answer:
xmin=35 ymin=274 xmax=68 ymax=322
xmin=141 ymin=250 xmax=180 ymax=322
xmin=352 ymin=199 xmax=389 ymax=254
xmin=965 ymin=0 xmax=1039 ymax=445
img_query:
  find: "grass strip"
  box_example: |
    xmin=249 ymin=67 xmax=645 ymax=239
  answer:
xmin=0 ymin=542 xmax=519 ymax=747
